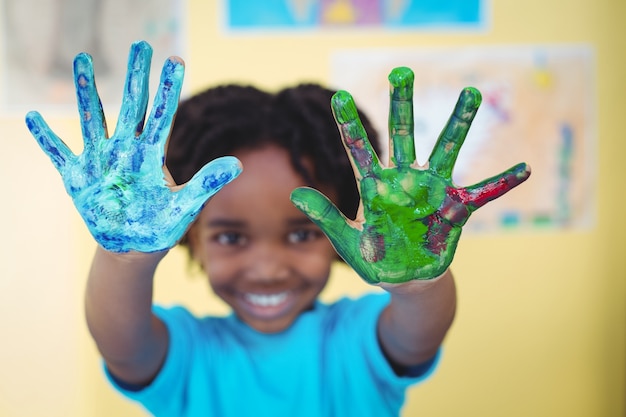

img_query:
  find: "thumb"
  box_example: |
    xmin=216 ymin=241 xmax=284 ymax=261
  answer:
xmin=290 ymin=187 xmax=360 ymax=262
xmin=175 ymin=156 xmax=242 ymax=215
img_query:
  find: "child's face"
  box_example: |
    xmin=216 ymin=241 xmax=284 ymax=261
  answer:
xmin=188 ymin=145 xmax=338 ymax=333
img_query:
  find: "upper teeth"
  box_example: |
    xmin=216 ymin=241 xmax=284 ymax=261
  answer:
xmin=245 ymin=292 xmax=288 ymax=307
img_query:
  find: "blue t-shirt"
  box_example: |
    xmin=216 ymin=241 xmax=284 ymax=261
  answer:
xmin=107 ymin=293 xmax=439 ymax=417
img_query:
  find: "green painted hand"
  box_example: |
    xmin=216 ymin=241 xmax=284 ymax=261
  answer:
xmin=291 ymin=67 xmax=531 ymax=283
xmin=25 ymin=41 xmax=242 ymax=253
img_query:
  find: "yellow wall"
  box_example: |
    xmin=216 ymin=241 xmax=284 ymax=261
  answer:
xmin=1 ymin=0 xmax=624 ymax=416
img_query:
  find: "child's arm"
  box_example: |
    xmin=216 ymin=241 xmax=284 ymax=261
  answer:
xmin=25 ymin=41 xmax=241 ymax=384
xmin=85 ymin=248 xmax=170 ymax=384
xmin=291 ymin=67 xmax=531 ymax=369
xmin=377 ymin=270 xmax=456 ymax=369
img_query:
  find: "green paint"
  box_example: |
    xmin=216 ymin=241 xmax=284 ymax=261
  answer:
xmin=388 ymin=67 xmax=416 ymax=169
xmin=291 ymin=67 xmax=531 ymax=284
xmin=429 ymin=87 xmax=482 ymax=178
xmin=331 ymin=91 xmax=380 ymax=177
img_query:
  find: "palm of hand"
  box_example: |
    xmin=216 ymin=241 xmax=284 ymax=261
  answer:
xmin=26 ymin=42 xmax=241 ymax=253
xmin=291 ymin=67 xmax=530 ymax=284
xmin=356 ymin=166 xmax=453 ymax=282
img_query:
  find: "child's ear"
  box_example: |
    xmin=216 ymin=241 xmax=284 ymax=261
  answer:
xmin=184 ymin=225 xmax=207 ymax=273
xmin=185 ymin=224 xmax=200 ymax=261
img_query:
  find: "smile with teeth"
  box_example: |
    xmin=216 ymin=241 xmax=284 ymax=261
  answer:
xmin=244 ymin=291 xmax=290 ymax=307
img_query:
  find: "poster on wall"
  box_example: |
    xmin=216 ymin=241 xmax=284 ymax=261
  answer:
xmin=0 ymin=0 xmax=186 ymax=114
xmin=225 ymin=0 xmax=487 ymax=31
xmin=331 ymin=45 xmax=595 ymax=233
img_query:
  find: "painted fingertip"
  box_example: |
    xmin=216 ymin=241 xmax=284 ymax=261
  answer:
xmin=224 ymin=155 xmax=244 ymax=174
xmin=388 ymin=67 xmax=414 ymax=99
xmin=167 ymin=55 xmax=185 ymax=66
xmin=290 ymin=187 xmax=321 ymax=213
xmin=290 ymin=188 xmax=319 ymax=218
xmin=161 ymin=56 xmax=185 ymax=82
xmin=25 ymin=110 xmax=49 ymax=136
xmin=289 ymin=187 xmax=307 ymax=204
xmin=24 ymin=111 xmax=41 ymax=135
xmin=212 ymin=155 xmax=243 ymax=182
xmin=331 ymin=90 xmax=358 ymax=124
xmin=130 ymin=40 xmax=152 ymax=58
xmin=515 ymin=162 xmax=532 ymax=180
xmin=73 ymin=52 xmax=94 ymax=76
xmin=24 ymin=111 xmax=54 ymax=139
xmin=129 ymin=40 xmax=153 ymax=67
xmin=498 ymin=162 xmax=532 ymax=192
xmin=24 ymin=110 xmax=40 ymax=124
xmin=131 ymin=40 xmax=153 ymax=52
xmin=73 ymin=51 xmax=93 ymax=63
xmin=459 ymin=87 xmax=482 ymax=111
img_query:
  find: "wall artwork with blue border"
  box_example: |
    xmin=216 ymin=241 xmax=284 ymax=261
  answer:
xmin=226 ymin=0 xmax=486 ymax=31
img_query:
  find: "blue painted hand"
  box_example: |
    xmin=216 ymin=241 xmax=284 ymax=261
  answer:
xmin=25 ymin=41 xmax=242 ymax=253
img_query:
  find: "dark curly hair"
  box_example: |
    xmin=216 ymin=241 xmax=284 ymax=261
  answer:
xmin=166 ymin=83 xmax=381 ymax=257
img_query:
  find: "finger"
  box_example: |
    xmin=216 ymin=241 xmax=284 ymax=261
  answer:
xmin=428 ymin=87 xmax=482 ymax=178
xmin=114 ymin=41 xmax=152 ymax=138
xmin=25 ymin=111 xmax=76 ymax=171
xmin=175 ymin=155 xmax=242 ymax=215
xmin=457 ymin=162 xmax=531 ymax=210
xmin=142 ymin=56 xmax=185 ymax=148
xmin=73 ymin=52 xmax=107 ymax=147
xmin=388 ymin=67 xmax=416 ymax=169
xmin=331 ymin=90 xmax=381 ymax=180
xmin=290 ymin=187 xmax=361 ymax=263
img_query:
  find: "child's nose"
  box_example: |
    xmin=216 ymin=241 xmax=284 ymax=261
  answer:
xmin=243 ymin=244 xmax=290 ymax=283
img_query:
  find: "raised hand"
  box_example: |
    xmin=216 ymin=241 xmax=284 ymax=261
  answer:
xmin=291 ymin=67 xmax=531 ymax=284
xmin=25 ymin=41 xmax=242 ymax=253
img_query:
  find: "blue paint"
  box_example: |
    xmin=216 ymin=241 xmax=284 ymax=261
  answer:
xmin=132 ymin=147 xmax=145 ymax=172
xmin=25 ymin=41 xmax=242 ymax=253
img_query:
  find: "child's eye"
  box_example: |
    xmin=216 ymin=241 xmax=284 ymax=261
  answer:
xmin=287 ymin=229 xmax=320 ymax=244
xmin=214 ymin=232 xmax=247 ymax=246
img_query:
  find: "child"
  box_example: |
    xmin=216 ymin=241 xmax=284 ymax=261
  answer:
xmin=25 ymin=41 xmax=530 ymax=416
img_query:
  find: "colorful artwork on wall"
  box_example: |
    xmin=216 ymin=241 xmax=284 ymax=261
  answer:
xmin=225 ymin=0 xmax=486 ymax=30
xmin=331 ymin=45 xmax=596 ymax=233
xmin=1 ymin=0 xmax=185 ymax=113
